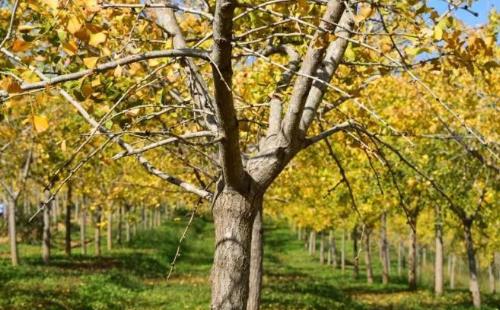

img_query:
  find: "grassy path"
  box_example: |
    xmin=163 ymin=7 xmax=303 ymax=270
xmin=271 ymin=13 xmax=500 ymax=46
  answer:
xmin=0 ymin=217 xmax=498 ymax=309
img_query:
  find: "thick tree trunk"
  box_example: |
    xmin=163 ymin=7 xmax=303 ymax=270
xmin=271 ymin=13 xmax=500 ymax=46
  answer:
xmin=463 ymin=222 xmax=481 ymax=309
xmin=211 ymin=189 xmax=260 ymax=310
xmin=408 ymin=226 xmax=417 ymax=290
xmin=42 ymin=203 xmax=51 ymax=264
xmin=94 ymin=208 xmax=101 ymax=256
xmin=341 ymin=229 xmax=346 ymax=273
xmin=380 ymin=213 xmax=390 ymax=284
xmin=7 ymin=199 xmax=19 ymax=266
xmin=65 ymin=183 xmax=72 ymax=256
xmin=247 ymin=202 xmax=263 ymax=310
xmin=364 ymin=230 xmax=374 ymax=284
xmin=434 ymin=205 xmax=444 ymax=295
xmin=352 ymin=226 xmax=359 ymax=279
xmin=320 ymin=232 xmax=325 ymax=264
xmin=488 ymin=260 xmax=496 ymax=294
xmin=80 ymin=208 xmax=87 ymax=255
xmin=107 ymin=211 xmax=113 ymax=251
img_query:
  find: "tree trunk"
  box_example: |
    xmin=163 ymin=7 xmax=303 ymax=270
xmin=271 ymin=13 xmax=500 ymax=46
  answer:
xmin=298 ymin=227 xmax=302 ymax=241
xmin=408 ymin=226 xmax=417 ymax=290
xmin=352 ymin=226 xmax=359 ymax=279
xmin=211 ymin=189 xmax=260 ymax=310
xmin=341 ymin=229 xmax=346 ymax=273
xmin=463 ymin=222 xmax=481 ymax=309
xmin=94 ymin=208 xmax=101 ymax=256
xmin=488 ymin=260 xmax=496 ymax=294
xmin=65 ymin=183 xmax=72 ymax=256
xmin=319 ymin=232 xmax=325 ymax=264
xmin=107 ymin=211 xmax=113 ymax=251
xmin=328 ymin=230 xmax=337 ymax=267
xmin=397 ymin=237 xmax=403 ymax=277
xmin=80 ymin=208 xmax=87 ymax=255
xmin=450 ymin=254 xmax=456 ymax=289
xmin=380 ymin=213 xmax=390 ymax=284
xmin=7 ymin=199 xmax=19 ymax=266
xmin=434 ymin=205 xmax=444 ymax=295
xmin=125 ymin=206 xmax=131 ymax=243
xmin=364 ymin=229 xmax=374 ymax=284
xmin=42 ymin=202 xmax=51 ymax=264
xmin=141 ymin=206 xmax=146 ymax=230
xmin=117 ymin=206 xmax=123 ymax=245
xmin=247 ymin=202 xmax=263 ymax=310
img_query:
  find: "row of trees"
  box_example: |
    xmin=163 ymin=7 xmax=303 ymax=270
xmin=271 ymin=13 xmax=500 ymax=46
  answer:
xmin=1 ymin=0 xmax=498 ymax=309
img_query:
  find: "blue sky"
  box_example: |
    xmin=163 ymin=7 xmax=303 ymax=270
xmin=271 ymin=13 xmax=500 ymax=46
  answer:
xmin=429 ymin=0 xmax=499 ymax=26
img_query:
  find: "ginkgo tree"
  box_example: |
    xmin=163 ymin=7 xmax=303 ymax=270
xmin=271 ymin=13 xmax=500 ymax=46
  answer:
xmin=1 ymin=0 xmax=498 ymax=309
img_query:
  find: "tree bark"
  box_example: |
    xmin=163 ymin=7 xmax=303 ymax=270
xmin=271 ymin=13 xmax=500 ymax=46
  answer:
xmin=398 ymin=237 xmax=403 ymax=277
xmin=320 ymin=232 xmax=325 ymax=264
xmin=65 ymin=183 xmax=72 ymax=256
xmin=211 ymin=189 xmax=260 ymax=310
xmin=247 ymin=201 xmax=263 ymax=310
xmin=380 ymin=213 xmax=390 ymax=284
xmin=80 ymin=208 xmax=87 ymax=255
xmin=463 ymin=221 xmax=481 ymax=309
xmin=450 ymin=254 xmax=456 ymax=289
xmin=364 ymin=229 xmax=374 ymax=284
xmin=408 ymin=226 xmax=417 ymax=290
xmin=125 ymin=206 xmax=131 ymax=243
xmin=117 ymin=206 xmax=123 ymax=245
xmin=94 ymin=208 xmax=101 ymax=256
xmin=434 ymin=205 xmax=444 ymax=295
xmin=341 ymin=229 xmax=346 ymax=273
xmin=42 ymin=201 xmax=51 ymax=264
xmin=107 ymin=211 xmax=113 ymax=251
xmin=488 ymin=259 xmax=496 ymax=294
xmin=7 ymin=199 xmax=19 ymax=266
xmin=352 ymin=226 xmax=359 ymax=279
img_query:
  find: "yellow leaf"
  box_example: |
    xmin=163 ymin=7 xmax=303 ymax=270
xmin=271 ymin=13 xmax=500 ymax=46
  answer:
xmin=67 ymin=16 xmax=82 ymax=34
xmin=83 ymin=57 xmax=99 ymax=69
xmin=89 ymin=32 xmax=106 ymax=47
xmin=12 ymin=39 xmax=30 ymax=52
xmin=61 ymin=140 xmax=67 ymax=152
xmin=298 ymin=0 xmax=309 ymax=13
xmin=62 ymin=40 xmax=78 ymax=56
xmin=33 ymin=115 xmax=49 ymax=133
xmin=114 ymin=65 xmax=123 ymax=78
xmin=355 ymin=4 xmax=373 ymax=23
xmin=43 ymin=0 xmax=59 ymax=10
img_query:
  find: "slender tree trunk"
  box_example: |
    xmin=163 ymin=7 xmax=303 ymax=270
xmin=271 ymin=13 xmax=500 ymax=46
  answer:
xmin=125 ymin=206 xmax=131 ymax=243
xmin=65 ymin=183 xmax=72 ymax=256
xmin=463 ymin=221 xmax=481 ymax=309
xmin=450 ymin=254 xmax=456 ymax=289
xmin=42 ymin=201 xmax=51 ymax=264
xmin=247 ymin=201 xmax=263 ymax=310
xmin=80 ymin=208 xmax=87 ymax=255
xmin=141 ymin=206 xmax=146 ymax=230
xmin=94 ymin=208 xmax=101 ymax=256
xmin=117 ymin=206 xmax=123 ymax=245
xmin=211 ymin=189 xmax=260 ymax=310
xmin=312 ymin=230 xmax=317 ymax=255
xmin=364 ymin=229 xmax=374 ymax=284
xmin=341 ymin=229 xmax=346 ymax=273
xmin=107 ymin=211 xmax=113 ymax=251
xmin=298 ymin=227 xmax=302 ymax=241
xmin=488 ymin=260 xmax=496 ymax=294
xmin=408 ymin=225 xmax=417 ymax=290
xmin=380 ymin=213 xmax=390 ymax=284
xmin=434 ymin=205 xmax=444 ymax=295
xmin=353 ymin=226 xmax=359 ymax=279
xmin=8 ymin=199 xmax=19 ymax=266
xmin=398 ymin=237 xmax=403 ymax=277
xmin=319 ymin=232 xmax=325 ymax=264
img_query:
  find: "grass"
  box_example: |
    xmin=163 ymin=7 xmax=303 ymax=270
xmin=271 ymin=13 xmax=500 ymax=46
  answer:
xmin=0 ymin=216 xmax=499 ymax=310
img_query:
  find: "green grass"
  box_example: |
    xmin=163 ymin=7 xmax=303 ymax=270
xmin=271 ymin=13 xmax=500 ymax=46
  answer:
xmin=0 ymin=217 xmax=499 ymax=309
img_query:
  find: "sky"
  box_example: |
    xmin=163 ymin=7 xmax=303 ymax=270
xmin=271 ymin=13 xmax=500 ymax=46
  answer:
xmin=429 ymin=0 xmax=499 ymax=26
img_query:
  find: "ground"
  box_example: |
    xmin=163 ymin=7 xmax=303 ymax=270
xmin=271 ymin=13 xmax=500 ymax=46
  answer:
xmin=0 ymin=216 xmax=499 ymax=310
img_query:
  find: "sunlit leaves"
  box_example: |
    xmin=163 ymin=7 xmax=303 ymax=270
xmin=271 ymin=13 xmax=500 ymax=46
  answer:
xmin=89 ymin=32 xmax=106 ymax=47
xmin=33 ymin=115 xmax=49 ymax=133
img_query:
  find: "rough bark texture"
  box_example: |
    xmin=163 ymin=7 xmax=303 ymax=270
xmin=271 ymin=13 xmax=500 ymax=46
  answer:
xmin=247 ymin=203 xmax=263 ymax=310
xmin=434 ymin=205 xmax=444 ymax=295
xmin=463 ymin=222 xmax=481 ymax=308
xmin=8 ymin=199 xmax=19 ymax=266
xmin=364 ymin=230 xmax=374 ymax=284
xmin=380 ymin=213 xmax=390 ymax=284
xmin=408 ymin=227 xmax=417 ymax=290
xmin=211 ymin=189 xmax=260 ymax=310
